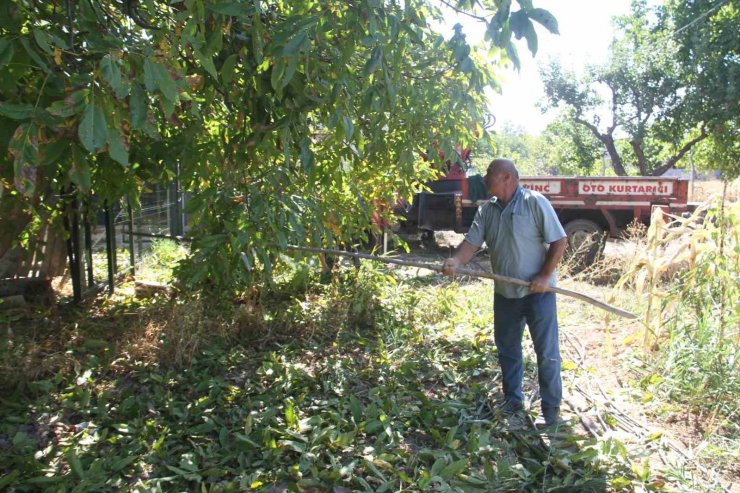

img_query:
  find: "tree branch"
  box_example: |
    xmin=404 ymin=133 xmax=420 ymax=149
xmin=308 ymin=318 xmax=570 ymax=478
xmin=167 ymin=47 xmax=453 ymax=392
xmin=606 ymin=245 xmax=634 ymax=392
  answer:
xmin=575 ymin=116 xmax=627 ymax=176
xmin=606 ymin=81 xmax=619 ymax=135
xmin=651 ymin=126 xmax=708 ymax=176
xmin=436 ymin=0 xmax=489 ymax=23
xmin=574 ymin=116 xmax=604 ymax=141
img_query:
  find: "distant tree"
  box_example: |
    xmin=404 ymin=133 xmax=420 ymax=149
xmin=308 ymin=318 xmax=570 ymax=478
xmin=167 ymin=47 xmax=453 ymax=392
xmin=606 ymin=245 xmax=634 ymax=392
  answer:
xmin=489 ymin=122 xmax=550 ymax=175
xmin=539 ymin=112 xmax=603 ymax=175
xmin=540 ymin=0 xmax=727 ymax=177
xmin=667 ymin=0 xmax=739 ymax=179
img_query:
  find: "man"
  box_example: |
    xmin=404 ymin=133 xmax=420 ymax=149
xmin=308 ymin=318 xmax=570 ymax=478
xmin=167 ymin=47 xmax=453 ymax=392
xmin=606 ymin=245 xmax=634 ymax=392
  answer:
xmin=442 ymin=159 xmax=568 ymax=427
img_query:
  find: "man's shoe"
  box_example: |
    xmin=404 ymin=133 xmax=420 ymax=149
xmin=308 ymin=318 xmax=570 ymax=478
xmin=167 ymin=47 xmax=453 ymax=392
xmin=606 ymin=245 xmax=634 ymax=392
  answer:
xmin=541 ymin=407 xmax=561 ymax=427
xmin=498 ymin=398 xmax=524 ymax=415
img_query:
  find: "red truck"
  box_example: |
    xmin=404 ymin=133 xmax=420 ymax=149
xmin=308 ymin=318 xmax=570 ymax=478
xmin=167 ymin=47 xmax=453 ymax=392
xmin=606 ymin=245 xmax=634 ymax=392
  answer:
xmin=395 ymin=171 xmax=692 ymax=263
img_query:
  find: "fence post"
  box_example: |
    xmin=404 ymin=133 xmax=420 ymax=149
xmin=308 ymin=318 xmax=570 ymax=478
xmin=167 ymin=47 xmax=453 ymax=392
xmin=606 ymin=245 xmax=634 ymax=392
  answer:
xmin=84 ymin=209 xmax=94 ymax=287
xmin=104 ymin=202 xmax=117 ymax=294
xmin=63 ymin=193 xmax=83 ymax=303
xmin=127 ymin=198 xmax=135 ymax=276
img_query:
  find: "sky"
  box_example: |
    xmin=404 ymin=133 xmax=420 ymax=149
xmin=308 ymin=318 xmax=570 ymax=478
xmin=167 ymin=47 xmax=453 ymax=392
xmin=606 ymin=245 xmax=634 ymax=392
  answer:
xmin=448 ymin=0 xmax=634 ymax=135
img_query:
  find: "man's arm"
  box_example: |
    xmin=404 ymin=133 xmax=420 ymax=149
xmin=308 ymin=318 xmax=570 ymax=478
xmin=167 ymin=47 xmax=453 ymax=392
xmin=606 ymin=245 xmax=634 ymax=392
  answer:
xmin=442 ymin=240 xmax=479 ymax=275
xmin=529 ymin=237 xmax=567 ymax=293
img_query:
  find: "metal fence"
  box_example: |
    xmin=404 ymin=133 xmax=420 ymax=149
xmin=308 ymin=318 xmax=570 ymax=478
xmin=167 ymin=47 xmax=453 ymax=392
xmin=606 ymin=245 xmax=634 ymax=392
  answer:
xmin=65 ymin=179 xmax=188 ymax=302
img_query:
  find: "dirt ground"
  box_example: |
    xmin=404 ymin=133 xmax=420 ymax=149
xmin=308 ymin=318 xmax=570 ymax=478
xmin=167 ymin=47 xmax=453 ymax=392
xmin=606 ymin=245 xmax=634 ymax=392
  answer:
xmin=394 ymin=231 xmax=737 ymax=492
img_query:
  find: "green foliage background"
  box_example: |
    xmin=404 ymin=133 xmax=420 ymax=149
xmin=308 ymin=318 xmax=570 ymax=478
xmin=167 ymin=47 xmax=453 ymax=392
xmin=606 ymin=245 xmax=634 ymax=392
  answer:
xmin=0 ymin=0 xmax=559 ymax=290
xmin=538 ymin=0 xmax=739 ymax=178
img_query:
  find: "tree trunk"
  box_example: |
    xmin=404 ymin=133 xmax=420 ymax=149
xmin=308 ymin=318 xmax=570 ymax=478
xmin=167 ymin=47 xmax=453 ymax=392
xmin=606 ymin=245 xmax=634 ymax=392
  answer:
xmin=602 ymin=135 xmax=628 ymax=176
xmin=630 ymin=140 xmax=649 ymax=175
xmin=0 ymin=190 xmax=68 ymax=280
xmin=576 ymin=117 xmax=628 ymax=176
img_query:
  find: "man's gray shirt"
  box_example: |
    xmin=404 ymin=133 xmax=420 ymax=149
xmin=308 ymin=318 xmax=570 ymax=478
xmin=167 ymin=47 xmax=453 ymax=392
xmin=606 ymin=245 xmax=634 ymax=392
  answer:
xmin=465 ymin=185 xmax=566 ymax=299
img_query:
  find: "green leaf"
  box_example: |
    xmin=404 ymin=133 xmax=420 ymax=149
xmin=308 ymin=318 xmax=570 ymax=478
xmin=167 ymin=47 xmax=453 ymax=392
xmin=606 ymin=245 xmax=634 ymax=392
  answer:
xmin=154 ymin=62 xmax=178 ymax=101
xmin=509 ymin=10 xmax=530 ymax=40
xmin=270 ymin=58 xmax=285 ymax=92
xmin=284 ymin=399 xmax=298 ymax=428
xmin=0 ymin=102 xmax=34 ymax=120
xmin=195 ymin=49 xmax=218 ymax=80
xmin=505 ymin=43 xmax=520 ymax=70
xmin=440 ymin=458 xmax=468 ymax=479
xmin=110 ymin=455 xmax=137 ymax=472
xmin=130 ymin=85 xmax=147 ymax=130
xmin=78 ymin=103 xmax=108 ymax=153
xmin=299 ymin=137 xmax=314 ymax=173
xmin=41 ymin=138 xmax=69 ymax=167
xmin=349 ymin=395 xmax=363 ymax=422
xmin=221 ymin=54 xmax=238 ymax=85
xmin=33 ymin=30 xmax=52 ymax=55
xmin=341 ymin=115 xmax=354 ymax=140
xmin=282 ymin=55 xmax=299 ymax=89
xmin=283 ymin=31 xmax=308 ymax=56
xmin=100 ymin=54 xmax=122 ymax=96
xmin=364 ymin=47 xmax=383 ymax=75
xmin=47 ymin=89 xmax=89 ymax=118
xmin=0 ymin=38 xmax=14 ymax=66
xmin=67 ymin=450 xmax=85 ymax=479
xmin=524 ymin=23 xmax=538 ymax=55
xmin=207 ymin=3 xmax=251 ymax=19
xmin=20 ymin=38 xmax=49 ymax=73
xmin=528 ymin=8 xmax=559 ymax=34
xmin=490 ymin=0 xmax=512 ymax=32
xmin=0 ymin=471 xmax=19 ymax=489
xmin=8 ymin=122 xmax=39 ymax=196
xmin=144 ymin=58 xmax=157 ymax=92
xmin=107 ymin=122 xmax=129 ymax=166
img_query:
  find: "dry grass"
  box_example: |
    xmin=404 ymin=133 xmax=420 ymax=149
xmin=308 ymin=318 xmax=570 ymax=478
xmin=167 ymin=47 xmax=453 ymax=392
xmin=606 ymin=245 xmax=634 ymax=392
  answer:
xmin=0 ymin=286 xmax=268 ymax=389
xmin=690 ymin=179 xmax=739 ymax=202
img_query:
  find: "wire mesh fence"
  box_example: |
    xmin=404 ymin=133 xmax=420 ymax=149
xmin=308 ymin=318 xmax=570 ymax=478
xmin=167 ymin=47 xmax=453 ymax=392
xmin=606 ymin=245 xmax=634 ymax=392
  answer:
xmin=83 ymin=180 xmax=188 ymax=293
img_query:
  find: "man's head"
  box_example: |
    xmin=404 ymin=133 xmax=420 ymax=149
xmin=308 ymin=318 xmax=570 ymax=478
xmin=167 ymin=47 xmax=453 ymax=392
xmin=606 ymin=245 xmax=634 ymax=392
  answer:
xmin=485 ymin=158 xmax=520 ymax=203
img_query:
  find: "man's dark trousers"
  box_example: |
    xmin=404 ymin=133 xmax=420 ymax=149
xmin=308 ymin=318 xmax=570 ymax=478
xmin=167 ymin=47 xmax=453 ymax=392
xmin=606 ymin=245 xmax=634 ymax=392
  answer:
xmin=493 ymin=292 xmax=562 ymax=415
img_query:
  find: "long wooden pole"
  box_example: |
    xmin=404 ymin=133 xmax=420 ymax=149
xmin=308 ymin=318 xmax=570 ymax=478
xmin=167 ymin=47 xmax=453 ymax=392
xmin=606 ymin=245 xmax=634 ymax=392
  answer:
xmin=273 ymin=245 xmax=637 ymax=320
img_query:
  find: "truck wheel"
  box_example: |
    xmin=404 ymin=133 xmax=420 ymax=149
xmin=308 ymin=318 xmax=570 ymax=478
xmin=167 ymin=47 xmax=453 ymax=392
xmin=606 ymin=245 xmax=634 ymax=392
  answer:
xmin=564 ymin=219 xmax=606 ymax=267
xmin=421 ymin=230 xmax=437 ymax=249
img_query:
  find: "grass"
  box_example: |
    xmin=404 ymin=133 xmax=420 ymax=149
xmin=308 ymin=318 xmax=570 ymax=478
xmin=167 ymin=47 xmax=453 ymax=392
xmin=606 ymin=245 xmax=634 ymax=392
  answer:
xmin=1 ymin=258 xmax=676 ymax=492
xmin=2 ymin=215 xmax=738 ymax=491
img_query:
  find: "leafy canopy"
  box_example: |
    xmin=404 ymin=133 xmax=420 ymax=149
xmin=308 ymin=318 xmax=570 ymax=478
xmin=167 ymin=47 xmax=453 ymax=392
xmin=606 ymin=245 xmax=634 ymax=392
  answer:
xmin=0 ymin=0 xmax=558 ymax=290
xmin=540 ymin=0 xmax=738 ymax=178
